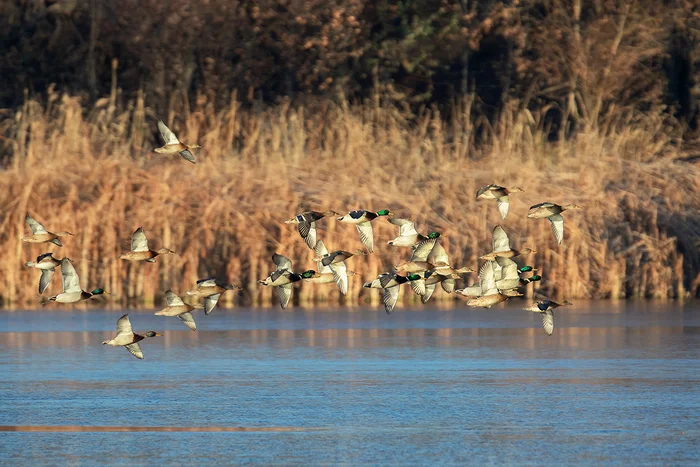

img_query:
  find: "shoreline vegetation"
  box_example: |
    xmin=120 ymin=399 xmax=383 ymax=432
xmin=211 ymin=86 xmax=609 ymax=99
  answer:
xmin=0 ymin=91 xmax=698 ymax=308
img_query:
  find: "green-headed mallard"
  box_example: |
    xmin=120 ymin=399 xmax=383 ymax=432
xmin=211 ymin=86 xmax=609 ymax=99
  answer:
xmin=22 ymin=215 xmax=73 ymax=247
xmin=363 ymin=272 xmax=422 ymax=314
xmin=102 ymin=314 xmax=161 ymax=359
xmin=480 ymin=225 xmax=535 ymax=260
xmin=387 ymin=218 xmax=440 ymax=247
xmin=154 ymin=120 xmax=200 ymax=163
xmin=258 ymin=253 xmax=319 ymax=309
xmin=25 ymin=252 xmax=63 ymax=294
xmin=118 ymin=227 xmax=175 ymax=262
xmin=304 ymin=240 xmax=357 ymax=295
xmin=185 ymin=278 xmax=241 ymax=315
xmin=527 ymin=202 xmax=582 ymax=244
xmin=284 ymin=211 xmax=338 ymax=249
xmin=47 ymin=258 xmax=108 ymax=304
xmin=336 ymin=209 xmax=393 ymax=253
xmin=154 ymin=290 xmax=202 ymax=331
xmin=475 ymin=185 xmax=523 ymax=220
xmin=523 ymin=299 xmax=572 ymax=335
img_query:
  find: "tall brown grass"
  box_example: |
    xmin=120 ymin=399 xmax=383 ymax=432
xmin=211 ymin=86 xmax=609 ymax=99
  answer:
xmin=1 ymin=91 xmax=698 ymax=308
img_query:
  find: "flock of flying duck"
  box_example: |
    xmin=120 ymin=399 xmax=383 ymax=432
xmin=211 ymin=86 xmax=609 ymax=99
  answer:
xmin=19 ymin=121 xmax=581 ymax=359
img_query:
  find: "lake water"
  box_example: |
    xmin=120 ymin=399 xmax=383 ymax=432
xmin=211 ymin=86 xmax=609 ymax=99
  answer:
xmin=1 ymin=302 xmax=699 ymax=465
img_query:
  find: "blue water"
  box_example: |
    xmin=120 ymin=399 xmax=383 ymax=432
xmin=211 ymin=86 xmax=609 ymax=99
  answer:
xmin=1 ymin=302 xmax=699 ymax=465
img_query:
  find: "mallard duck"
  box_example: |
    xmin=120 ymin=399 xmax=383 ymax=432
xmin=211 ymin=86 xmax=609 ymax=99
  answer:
xmin=185 ymin=278 xmax=241 ymax=315
xmin=25 ymin=252 xmax=63 ymax=294
xmin=363 ymin=272 xmax=422 ymax=314
xmin=387 ymin=218 xmax=440 ymax=247
xmin=336 ymin=209 xmax=393 ymax=253
xmin=22 ymin=215 xmax=73 ymax=247
xmin=102 ymin=314 xmax=161 ymax=359
xmin=284 ymin=210 xmax=338 ymax=249
xmin=527 ymin=202 xmax=582 ymax=244
xmin=154 ymin=290 xmax=202 ymax=331
xmin=394 ymin=239 xmax=438 ymax=274
xmin=304 ymin=240 xmax=357 ymax=294
xmin=258 ymin=253 xmax=319 ymax=309
xmin=154 ymin=120 xmax=200 ymax=163
xmin=480 ymin=225 xmax=535 ymax=260
xmin=523 ymin=299 xmax=572 ymax=335
xmin=47 ymin=258 xmax=108 ymax=304
xmin=118 ymin=227 xmax=175 ymax=262
xmin=475 ymin=185 xmax=523 ymax=219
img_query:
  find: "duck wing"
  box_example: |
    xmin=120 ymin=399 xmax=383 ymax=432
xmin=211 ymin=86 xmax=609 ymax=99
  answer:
xmin=25 ymin=215 xmax=48 ymax=235
xmin=298 ymin=218 xmax=317 ymax=250
xmin=60 ymin=258 xmax=82 ymax=294
xmin=124 ymin=343 xmax=144 ymax=359
xmin=39 ymin=269 xmax=55 ymax=294
xmin=314 ymin=240 xmax=332 ymax=274
xmin=204 ymin=294 xmax=221 ymax=315
xmin=157 ymin=120 xmax=180 ymax=145
xmin=355 ymin=222 xmax=374 ymax=253
xmin=196 ymin=278 xmax=218 ymax=288
xmin=541 ymin=310 xmax=554 ymax=335
xmin=496 ymin=195 xmax=510 ymax=220
xmin=116 ymin=314 xmax=134 ymax=336
xmin=479 ymin=261 xmax=499 ymax=296
xmin=388 ymin=218 xmax=417 ymax=237
xmin=329 ymin=261 xmax=349 ymax=295
xmin=427 ymin=241 xmax=448 ymax=265
xmin=277 ymin=283 xmax=293 ymax=309
xmin=131 ymin=227 xmax=149 ymax=252
xmin=165 ymin=290 xmax=185 ymax=307
xmin=410 ymin=239 xmax=435 ymax=262
xmin=179 ymin=149 xmax=196 ymax=164
xmin=421 ymin=283 xmax=436 ymax=304
xmin=272 ymin=253 xmax=293 ymax=272
xmin=178 ymin=312 xmax=197 ymax=331
xmin=548 ymin=214 xmax=565 ymax=244
xmin=491 ymin=225 xmax=511 ymax=253
xmin=382 ymin=286 xmax=400 ymax=314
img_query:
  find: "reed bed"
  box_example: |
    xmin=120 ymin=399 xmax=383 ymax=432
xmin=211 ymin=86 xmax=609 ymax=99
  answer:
xmin=0 ymin=92 xmax=698 ymax=308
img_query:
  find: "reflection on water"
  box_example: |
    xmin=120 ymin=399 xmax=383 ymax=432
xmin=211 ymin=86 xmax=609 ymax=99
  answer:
xmin=1 ymin=425 xmax=316 ymax=432
xmin=1 ymin=303 xmax=699 ymax=465
xmin=2 ymin=325 xmax=700 ymax=352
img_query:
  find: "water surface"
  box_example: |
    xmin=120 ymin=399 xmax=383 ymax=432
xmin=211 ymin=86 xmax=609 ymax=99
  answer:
xmin=1 ymin=302 xmax=699 ymax=465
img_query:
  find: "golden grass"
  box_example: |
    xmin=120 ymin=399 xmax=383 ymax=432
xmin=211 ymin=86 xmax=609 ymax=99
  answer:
xmin=1 ymin=91 xmax=698 ymax=308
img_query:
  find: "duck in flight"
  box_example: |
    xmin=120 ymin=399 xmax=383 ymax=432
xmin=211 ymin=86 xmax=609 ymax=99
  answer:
xmin=154 ymin=120 xmax=201 ymax=163
xmin=25 ymin=252 xmax=64 ymax=294
xmin=47 ymin=258 xmax=108 ymax=304
xmin=118 ymin=227 xmax=175 ymax=262
xmin=475 ymin=184 xmax=523 ymax=220
xmin=336 ymin=209 xmax=393 ymax=253
xmin=22 ymin=215 xmax=73 ymax=247
xmin=103 ymin=314 xmax=161 ymax=359
xmin=284 ymin=210 xmax=338 ymax=249
xmin=527 ymin=202 xmax=582 ymax=244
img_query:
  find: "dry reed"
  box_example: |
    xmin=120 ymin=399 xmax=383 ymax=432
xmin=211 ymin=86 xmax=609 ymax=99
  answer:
xmin=1 ymin=91 xmax=698 ymax=308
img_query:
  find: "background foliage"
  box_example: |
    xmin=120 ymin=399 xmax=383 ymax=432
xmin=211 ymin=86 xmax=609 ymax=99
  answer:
xmin=0 ymin=0 xmax=698 ymax=306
